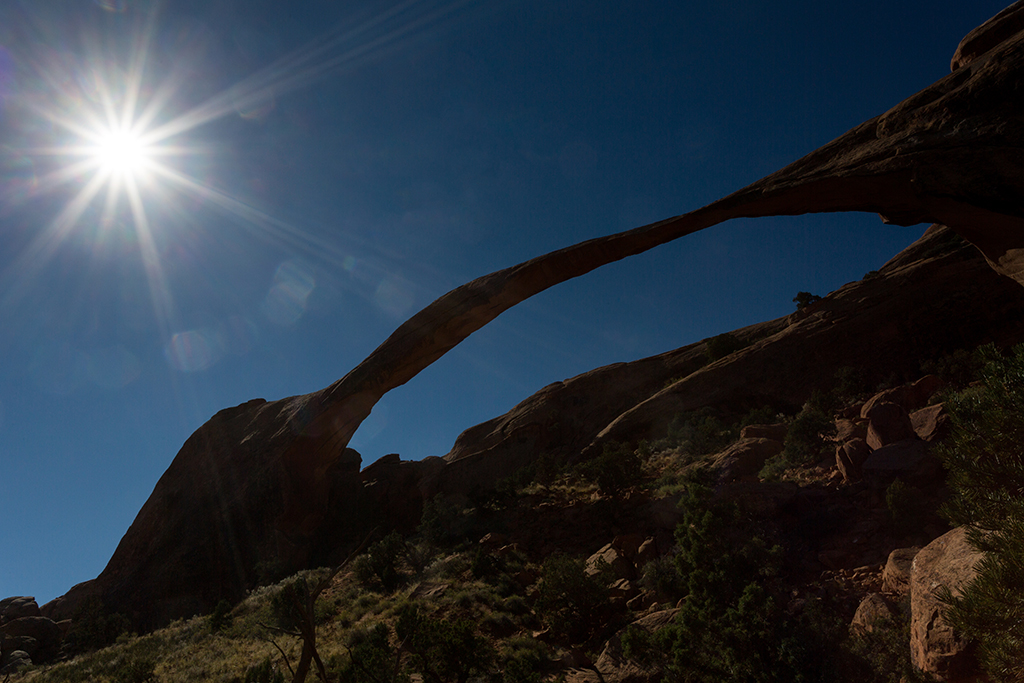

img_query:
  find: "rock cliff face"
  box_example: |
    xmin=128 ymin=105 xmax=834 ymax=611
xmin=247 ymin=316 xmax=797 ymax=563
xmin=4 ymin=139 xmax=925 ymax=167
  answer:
xmin=43 ymin=2 xmax=1024 ymax=631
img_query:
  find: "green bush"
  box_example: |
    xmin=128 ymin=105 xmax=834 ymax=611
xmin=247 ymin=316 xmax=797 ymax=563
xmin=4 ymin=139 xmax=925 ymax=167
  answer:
xmin=64 ymin=596 xmax=131 ymax=654
xmin=760 ymin=404 xmax=835 ymax=479
xmin=396 ymin=605 xmax=493 ymax=683
xmin=576 ymin=442 xmax=642 ymax=494
xmin=664 ymin=408 xmax=735 ymax=457
xmin=839 ymin=599 xmax=931 ymax=683
xmin=335 ymin=623 xmax=407 ymax=683
xmin=937 ymin=343 xmax=1024 ymax=681
xmin=705 ymin=332 xmax=747 ymax=362
xmin=793 ymin=291 xmax=822 ymax=310
xmin=498 ymin=636 xmax=548 ymax=683
xmin=209 ymin=598 xmax=234 ymax=632
xmin=921 ymin=347 xmax=984 ymax=390
xmin=622 ymin=485 xmax=842 ymax=682
xmin=112 ymin=657 xmax=156 ymax=683
xmin=535 ymin=554 xmax=613 ymax=643
xmin=354 ymin=531 xmax=406 ymax=592
xmin=638 ymin=554 xmax=685 ymax=603
xmin=418 ymin=497 xmax=472 ymax=546
xmin=242 ymin=657 xmax=286 ymax=683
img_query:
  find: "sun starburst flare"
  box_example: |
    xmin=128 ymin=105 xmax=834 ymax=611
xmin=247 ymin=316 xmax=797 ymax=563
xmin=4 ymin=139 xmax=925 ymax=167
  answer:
xmin=2 ymin=0 xmax=483 ymax=338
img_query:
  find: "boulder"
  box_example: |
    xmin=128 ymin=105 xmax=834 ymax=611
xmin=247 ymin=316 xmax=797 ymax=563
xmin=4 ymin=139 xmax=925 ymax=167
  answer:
xmin=865 ymin=402 xmax=916 ymax=450
xmin=635 ymin=538 xmax=659 ymax=569
xmin=910 ymin=527 xmax=984 ymax=681
xmin=851 ymin=593 xmax=894 ymax=634
xmin=862 ymin=439 xmax=930 ymax=478
xmin=861 ymin=386 xmax=916 ymax=418
xmin=911 ymin=403 xmax=950 ymax=442
xmin=611 ymin=534 xmax=646 ymax=559
xmin=882 ymin=546 xmax=921 ymax=596
xmin=0 ymin=597 xmax=39 ymax=623
xmin=836 ymin=438 xmax=871 ymax=483
xmin=835 ymin=418 xmax=868 ymax=443
xmin=591 ymin=608 xmax=681 ymax=683
xmin=0 ymin=650 xmax=31 ymax=675
xmin=739 ymin=422 xmax=788 ymax=441
xmin=1 ymin=635 xmax=39 ymax=659
xmin=711 ymin=437 xmax=784 ymax=482
xmin=586 ymin=544 xmax=635 ymax=581
xmin=909 ymin=375 xmax=945 ymax=407
xmin=0 ymin=617 xmax=61 ymax=662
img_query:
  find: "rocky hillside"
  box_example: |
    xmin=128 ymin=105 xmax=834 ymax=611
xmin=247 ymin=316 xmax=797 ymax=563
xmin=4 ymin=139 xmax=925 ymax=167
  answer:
xmin=6 ymin=2 xmax=1023 ymax=681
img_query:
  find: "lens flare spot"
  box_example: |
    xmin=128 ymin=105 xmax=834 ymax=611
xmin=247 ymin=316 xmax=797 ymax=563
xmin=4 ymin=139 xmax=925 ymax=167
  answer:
xmin=263 ymin=259 xmax=315 ymax=326
xmin=374 ymin=277 xmax=415 ymax=318
xmin=165 ymin=329 xmax=224 ymax=373
xmin=86 ymin=345 xmax=141 ymax=389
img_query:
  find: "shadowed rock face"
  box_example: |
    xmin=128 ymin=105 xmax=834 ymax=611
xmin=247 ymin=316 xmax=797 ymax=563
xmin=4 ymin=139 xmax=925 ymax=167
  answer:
xmin=44 ymin=4 xmax=1024 ymax=629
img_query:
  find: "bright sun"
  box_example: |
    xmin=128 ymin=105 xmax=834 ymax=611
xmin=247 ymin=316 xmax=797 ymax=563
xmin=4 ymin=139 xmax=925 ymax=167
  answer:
xmin=91 ymin=126 xmax=153 ymax=179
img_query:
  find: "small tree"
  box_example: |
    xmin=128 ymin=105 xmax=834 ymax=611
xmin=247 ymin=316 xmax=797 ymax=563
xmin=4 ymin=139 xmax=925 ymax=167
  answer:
xmin=705 ymin=332 xmax=746 ymax=362
xmin=535 ymin=554 xmax=612 ymax=643
xmin=938 ymin=343 xmax=1024 ymax=680
xmin=793 ymin=291 xmax=822 ymax=311
xmin=263 ymin=531 xmax=376 ymax=683
xmin=353 ymin=531 xmax=406 ymax=592
xmin=336 ymin=623 xmax=407 ymax=683
xmin=396 ymin=605 xmax=493 ymax=683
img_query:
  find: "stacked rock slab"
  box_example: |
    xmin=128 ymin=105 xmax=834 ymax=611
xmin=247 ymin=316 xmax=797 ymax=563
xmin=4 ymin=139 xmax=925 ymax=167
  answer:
xmin=0 ymin=597 xmax=64 ymax=674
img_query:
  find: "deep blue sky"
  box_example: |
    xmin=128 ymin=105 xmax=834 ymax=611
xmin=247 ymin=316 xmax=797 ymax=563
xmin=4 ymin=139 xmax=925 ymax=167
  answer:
xmin=0 ymin=0 xmax=1007 ymax=604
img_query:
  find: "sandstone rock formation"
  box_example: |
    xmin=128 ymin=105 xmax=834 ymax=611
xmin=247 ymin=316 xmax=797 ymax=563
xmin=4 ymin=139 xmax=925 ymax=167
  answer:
xmin=586 ymin=226 xmax=1024 ymax=452
xmin=0 ymin=601 xmax=63 ymax=672
xmin=910 ymin=527 xmax=985 ymax=681
xmin=44 ymin=2 xmax=1024 ymax=631
xmin=882 ymin=546 xmax=921 ymax=595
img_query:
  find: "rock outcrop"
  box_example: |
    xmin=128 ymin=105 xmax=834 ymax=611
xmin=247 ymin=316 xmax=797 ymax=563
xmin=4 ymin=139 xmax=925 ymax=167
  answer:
xmin=44 ymin=2 xmax=1024 ymax=631
xmin=0 ymin=597 xmax=63 ymax=673
xmin=909 ymin=527 xmax=985 ymax=681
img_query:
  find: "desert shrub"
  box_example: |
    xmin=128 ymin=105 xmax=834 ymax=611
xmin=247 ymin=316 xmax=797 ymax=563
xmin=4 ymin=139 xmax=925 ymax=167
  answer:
xmin=664 ymin=408 xmax=735 ymax=457
xmin=921 ymin=347 xmax=984 ymax=390
xmin=535 ymin=554 xmax=612 ymax=643
xmin=738 ymin=405 xmax=780 ymax=430
xmin=705 ymin=332 xmax=747 ymax=362
xmin=638 ymin=553 xmax=685 ymax=603
xmin=576 ymin=441 xmax=642 ymax=494
xmin=404 ymin=542 xmax=434 ymax=574
xmin=498 ymin=594 xmax=531 ymax=616
xmin=209 ymin=598 xmax=233 ymax=632
xmin=335 ymin=623 xmax=407 ymax=683
xmin=419 ymin=497 xmax=472 ymax=546
xmin=838 ymin=598 xmax=930 ymax=683
xmin=884 ymin=478 xmax=930 ymax=537
xmin=241 ymin=657 xmax=286 ymax=683
xmin=64 ymin=596 xmax=131 ymax=654
xmin=354 ymin=531 xmax=406 ymax=592
xmin=622 ymin=485 xmax=842 ymax=682
xmin=112 ymin=657 xmax=156 ymax=683
xmin=937 ymin=343 xmax=1024 ymax=681
xmin=793 ymin=291 xmax=822 ymax=310
xmin=831 ymin=366 xmax=873 ymax=406
xmin=498 ymin=636 xmax=549 ymax=683
xmin=760 ymin=404 xmax=835 ymax=479
xmin=396 ymin=604 xmax=493 ymax=683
